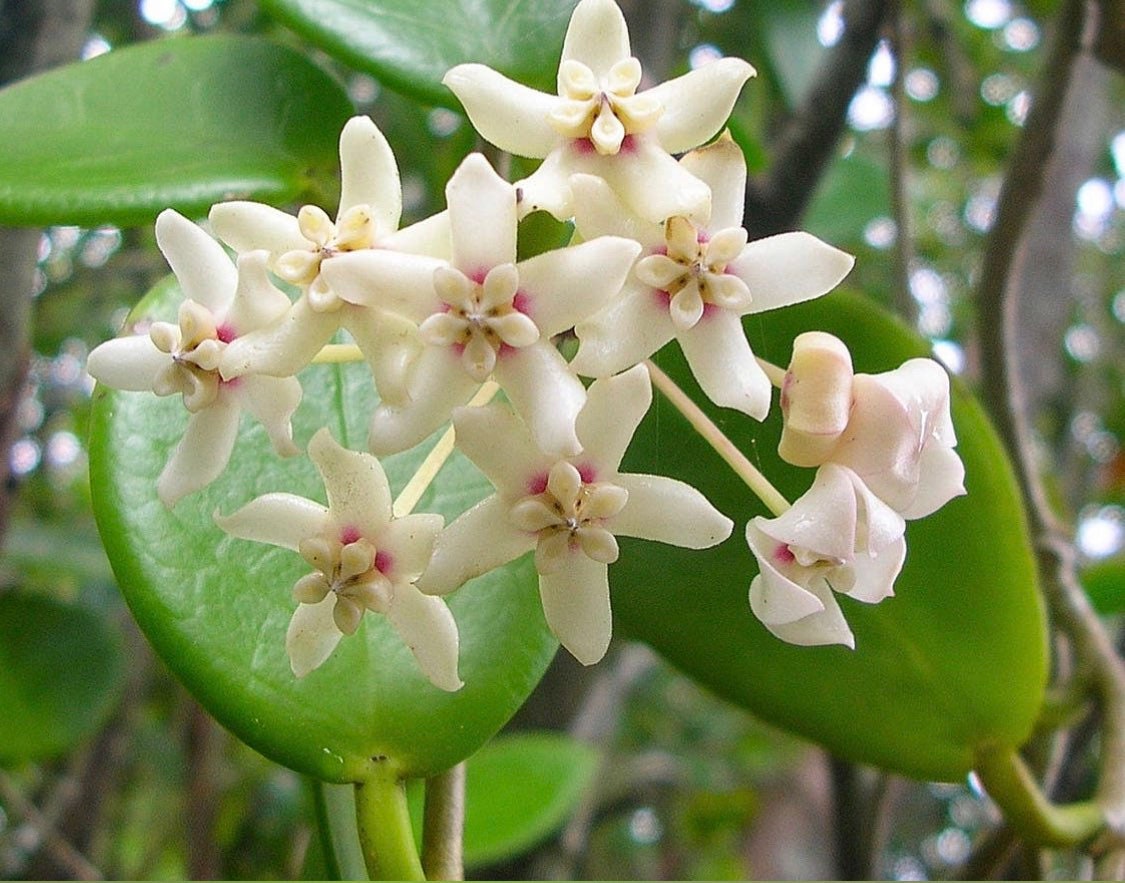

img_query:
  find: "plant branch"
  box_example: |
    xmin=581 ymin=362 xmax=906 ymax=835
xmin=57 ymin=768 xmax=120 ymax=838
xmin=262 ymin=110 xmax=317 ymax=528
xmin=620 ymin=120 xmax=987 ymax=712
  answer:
xmin=886 ymin=0 xmax=917 ymax=325
xmin=973 ymin=0 xmax=1125 ymax=850
xmin=743 ymin=0 xmax=892 ymax=237
xmin=0 ymin=770 xmax=103 ymax=881
xmin=354 ymin=767 xmax=425 ymax=881
xmin=421 ymin=764 xmax=465 ymax=881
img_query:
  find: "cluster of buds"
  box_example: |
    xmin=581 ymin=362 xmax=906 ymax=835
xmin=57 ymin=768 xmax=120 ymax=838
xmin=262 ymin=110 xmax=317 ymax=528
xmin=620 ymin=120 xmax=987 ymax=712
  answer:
xmin=87 ymin=0 xmax=964 ymax=689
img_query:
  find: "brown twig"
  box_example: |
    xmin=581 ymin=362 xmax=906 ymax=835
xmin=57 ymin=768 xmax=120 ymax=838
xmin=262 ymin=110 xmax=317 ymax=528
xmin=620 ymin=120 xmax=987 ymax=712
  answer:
xmin=422 ymin=763 xmax=465 ymax=881
xmin=743 ymin=0 xmax=892 ymax=238
xmin=0 ymin=771 xmax=103 ymax=881
xmin=973 ymin=0 xmax=1125 ymax=854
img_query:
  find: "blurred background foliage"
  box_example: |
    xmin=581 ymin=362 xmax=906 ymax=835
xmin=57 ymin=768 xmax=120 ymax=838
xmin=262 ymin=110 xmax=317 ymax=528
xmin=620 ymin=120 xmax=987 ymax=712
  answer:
xmin=0 ymin=0 xmax=1121 ymax=878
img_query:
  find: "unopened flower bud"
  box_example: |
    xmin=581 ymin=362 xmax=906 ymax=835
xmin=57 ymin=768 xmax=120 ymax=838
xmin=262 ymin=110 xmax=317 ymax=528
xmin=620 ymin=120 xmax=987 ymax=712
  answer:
xmin=779 ymin=331 xmax=854 ymax=467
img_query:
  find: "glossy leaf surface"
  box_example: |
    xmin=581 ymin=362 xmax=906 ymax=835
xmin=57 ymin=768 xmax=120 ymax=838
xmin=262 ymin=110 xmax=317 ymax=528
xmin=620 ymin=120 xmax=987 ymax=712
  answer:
xmin=0 ymin=593 xmax=125 ymax=764
xmin=89 ymin=278 xmax=557 ymax=782
xmin=614 ymin=290 xmax=1048 ymax=782
xmin=0 ymin=36 xmax=352 ymax=227
xmin=260 ymin=0 xmax=579 ymax=108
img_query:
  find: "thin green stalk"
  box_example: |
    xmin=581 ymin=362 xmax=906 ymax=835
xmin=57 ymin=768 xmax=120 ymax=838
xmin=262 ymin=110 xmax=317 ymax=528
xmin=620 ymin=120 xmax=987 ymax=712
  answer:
xmin=354 ymin=769 xmax=425 ymax=881
xmin=645 ymin=359 xmax=789 ymax=516
xmin=974 ymin=744 xmax=1104 ymax=847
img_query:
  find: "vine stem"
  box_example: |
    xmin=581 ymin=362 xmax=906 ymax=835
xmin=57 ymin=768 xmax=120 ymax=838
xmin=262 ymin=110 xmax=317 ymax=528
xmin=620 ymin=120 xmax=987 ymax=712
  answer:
xmin=354 ymin=767 xmax=426 ymax=881
xmin=422 ymin=763 xmax=466 ymax=881
xmin=645 ymin=360 xmax=790 ymax=517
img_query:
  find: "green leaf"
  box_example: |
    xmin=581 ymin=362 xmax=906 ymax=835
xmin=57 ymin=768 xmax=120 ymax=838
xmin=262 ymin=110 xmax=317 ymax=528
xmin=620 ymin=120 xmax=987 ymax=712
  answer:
xmin=88 ymin=277 xmax=557 ymax=782
xmin=803 ymin=154 xmax=891 ymax=247
xmin=260 ymin=0 xmax=579 ymax=109
xmin=0 ymin=35 xmax=352 ymax=227
xmin=613 ymin=290 xmax=1048 ymax=782
xmin=1083 ymin=557 xmax=1125 ymax=615
xmin=460 ymin=732 xmax=598 ymax=868
xmin=0 ymin=593 xmax=125 ymax=763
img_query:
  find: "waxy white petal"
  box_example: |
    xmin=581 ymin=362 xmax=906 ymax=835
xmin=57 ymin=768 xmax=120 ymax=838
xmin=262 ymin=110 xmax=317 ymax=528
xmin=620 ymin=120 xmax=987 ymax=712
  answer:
xmin=571 ymin=287 xmax=676 ymax=378
xmin=515 ymin=236 xmax=641 ymax=338
xmin=538 ymin=552 xmax=612 ymax=665
xmin=417 ymin=495 xmax=537 ymax=595
xmin=286 ymin=596 xmax=343 ymax=677
xmin=560 ymin=0 xmax=631 ymax=79
xmin=596 ymin=136 xmax=711 ymax=223
xmin=678 ymin=309 xmax=772 ymax=419
xmin=154 ymin=209 xmax=236 ymax=313
xmin=844 ymin=535 xmax=905 ymax=604
xmin=750 ymin=572 xmax=855 ymax=649
xmin=760 ymin=466 xmax=858 ymax=563
xmin=233 ymin=374 xmax=302 ymax=457
xmin=451 ymin=403 xmax=552 ymax=499
xmin=728 ymin=232 xmax=855 ymax=314
xmin=443 ymin=64 xmax=560 ymax=159
xmin=368 ymin=347 xmax=480 ymax=456
xmin=386 ymin=583 xmax=462 ymax=691
xmin=215 ymin=492 xmax=329 ymax=551
xmin=901 ymin=443 xmax=966 ymax=520
xmin=494 ymin=343 xmax=586 ymax=457
xmin=575 ymin=363 xmax=651 ymax=474
xmin=225 ymin=251 xmax=292 ymax=334
xmin=612 ymin=473 xmax=733 ymax=548
xmin=373 ymin=514 xmax=444 ymax=579
xmin=344 ymin=307 xmax=424 ymax=408
xmin=308 ymin=428 xmax=392 ymax=536
xmin=569 ymin=173 xmax=660 ymax=245
xmin=209 ymin=201 xmax=309 ymax=260
xmin=778 ymin=331 xmax=855 ymax=467
xmin=322 ymin=250 xmax=445 ymax=322
xmin=648 ymin=57 xmax=756 ymax=155
xmin=219 ymin=296 xmax=341 ymax=380
xmin=338 ymin=115 xmax=402 ymax=234
xmin=383 ymin=210 xmax=452 ymax=259
xmin=746 ymin=522 xmax=827 ymax=625
xmin=678 ymin=136 xmax=746 ymax=231
xmin=447 ymin=154 xmax=517 ymax=273
xmin=157 ymin=395 xmax=240 ymax=507
xmin=86 ymin=335 xmax=170 ymax=391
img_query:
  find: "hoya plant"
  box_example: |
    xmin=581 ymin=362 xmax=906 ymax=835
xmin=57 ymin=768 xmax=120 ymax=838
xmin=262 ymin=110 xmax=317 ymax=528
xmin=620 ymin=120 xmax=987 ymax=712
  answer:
xmin=0 ymin=0 xmax=1122 ymax=878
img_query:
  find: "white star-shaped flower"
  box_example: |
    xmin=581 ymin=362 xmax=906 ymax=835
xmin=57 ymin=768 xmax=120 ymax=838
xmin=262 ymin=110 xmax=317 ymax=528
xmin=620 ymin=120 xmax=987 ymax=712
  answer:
xmin=568 ymin=136 xmax=855 ymax=420
xmin=442 ymin=0 xmax=755 ymax=222
xmin=746 ymin=463 xmax=907 ymax=648
xmin=215 ymin=428 xmax=460 ymax=688
xmin=416 ymin=364 xmax=733 ymax=666
xmin=779 ymin=332 xmax=967 ymax=518
xmin=86 ymin=209 xmax=300 ymax=507
xmin=211 ymin=116 xmax=444 ymax=404
xmin=323 ymin=152 xmax=641 ymax=457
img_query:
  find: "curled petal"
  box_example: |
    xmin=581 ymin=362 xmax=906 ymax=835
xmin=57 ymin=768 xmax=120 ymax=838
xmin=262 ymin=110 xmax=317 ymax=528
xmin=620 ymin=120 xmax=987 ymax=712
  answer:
xmin=669 ymin=280 xmax=705 ymax=331
xmin=648 ymin=57 xmax=756 ymax=155
xmin=417 ymin=495 xmax=536 ymax=595
xmin=778 ymin=331 xmax=855 ymax=466
xmin=707 ymin=227 xmax=749 ymax=266
xmin=678 ymin=309 xmax=772 ymax=420
xmin=286 ymin=596 xmax=343 ymax=677
xmin=157 ymin=397 xmax=239 ymax=506
xmin=901 ymin=442 xmax=966 ymax=520
xmin=225 ymin=251 xmax=292 ymax=335
xmin=309 ymin=428 xmax=392 ymax=536
xmin=750 ymin=574 xmax=855 ymax=649
xmin=219 ymin=296 xmax=341 ymax=380
xmin=215 ymin=492 xmax=328 ymax=551
xmin=337 ymin=115 xmax=402 ymax=234
xmin=443 ymin=64 xmax=560 ymax=159
xmin=347 ymin=307 xmax=425 ymax=408
xmin=590 ymin=102 xmax=626 ymax=154
xmin=678 ymin=135 xmax=747 ymax=230
xmin=154 ymin=209 xmax=236 ymax=313
xmin=757 ymin=465 xmax=858 ymax=564
xmin=575 ymin=363 xmax=652 ymax=474
xmin=558 ymin=59 xmax=598 ymax=99
xmin=86 ymin=335 xmax=170 ymax=391
xmin=635 ymin=254 xmax=685 ymax=289
xmin=571 ymin=286 xmax=676 ymax=378
xmin=612 ymin=473 xmax=733 ymax=548
xmin=844 ymin=535 xmax=905 ymax=605
xmin=323 ymin=250 xmax=445 ymax=322
xmin=448 ymin=154 xmax=517 ymax=273
xmin=560 ymin=0 xmax=631 ymax=79
xmin=451 ymin=403 xmax=551 ymax=498
xmin=727 ymin=232 xmax=854 ymax=314
xmin=707 ymin=274 xmax=753 ymax=312
xmin=538 ymin=553 xmax=612 ymax=665
xmin=234 ymin=374 xmax=302 ymax=457
xmin=209 ymin=201 xmax=307 ymax=261
xmin=387 ymin=583 xmax=462 ymax=692
xmin=746 ymin=522 xmax=827 ymax=625
xmin=494 ymin=344 xmax=586 ymax=457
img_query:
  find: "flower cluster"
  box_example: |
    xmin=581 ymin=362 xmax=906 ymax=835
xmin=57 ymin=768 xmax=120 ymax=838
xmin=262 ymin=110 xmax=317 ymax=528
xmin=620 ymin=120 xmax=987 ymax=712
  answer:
xmin=87 ymin=0 xmax=965 ymax=688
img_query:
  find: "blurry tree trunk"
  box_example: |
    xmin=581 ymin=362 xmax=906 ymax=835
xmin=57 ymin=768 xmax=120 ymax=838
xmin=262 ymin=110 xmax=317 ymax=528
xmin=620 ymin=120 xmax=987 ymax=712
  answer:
xmin=0 ymin=0 xmax=93 ymax=543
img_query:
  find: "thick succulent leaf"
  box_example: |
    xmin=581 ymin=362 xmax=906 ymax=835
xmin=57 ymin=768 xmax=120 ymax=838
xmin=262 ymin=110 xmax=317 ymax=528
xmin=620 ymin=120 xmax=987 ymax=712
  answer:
xmin=259 ymin=0 xmax=579 ymax=109
xmin=0 ymin=36 xmax=352 ymax=227
xmin=0 ymin=593 xmax=125 ymax=764
xmin=89 ymin=277 xmax=557 ymax=782
xmin=613 ymin=290 xmax=1048 ymax=782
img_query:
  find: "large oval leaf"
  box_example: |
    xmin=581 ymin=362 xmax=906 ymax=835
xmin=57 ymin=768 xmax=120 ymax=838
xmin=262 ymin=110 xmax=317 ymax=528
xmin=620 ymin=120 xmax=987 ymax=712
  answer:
xmin=0 ymin=36 xmax=352 ymax=227
xmin=260 ymin=0 xmax=579 ymax=109
xmin=88 ymin=278 xmax=557 ymax=782
xmin=0 ymin=593 xmax=125 ymax=764
xmin=613 ymin=290 xmax=1048 ymax=782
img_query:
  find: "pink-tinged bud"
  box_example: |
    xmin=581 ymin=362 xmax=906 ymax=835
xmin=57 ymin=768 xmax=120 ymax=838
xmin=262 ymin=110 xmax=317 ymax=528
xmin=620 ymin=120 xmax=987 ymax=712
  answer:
xmin=779 ymin=332 xmax=854 ymax=467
